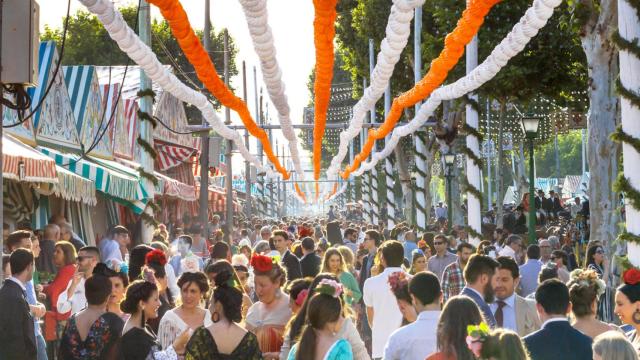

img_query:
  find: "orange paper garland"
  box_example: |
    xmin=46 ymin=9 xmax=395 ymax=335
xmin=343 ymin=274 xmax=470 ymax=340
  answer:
xmin=312 ymin=0 xmax=339 ymax=181
xmin=341 ymin=0 xmax=501 ymax=179
xmin=148 ymin=0 xmax=290 ymax=180
xmin=294 ymin=183 xmax=307 ymax=203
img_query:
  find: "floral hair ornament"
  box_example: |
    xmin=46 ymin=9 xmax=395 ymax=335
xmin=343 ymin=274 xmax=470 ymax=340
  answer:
xmin=388 ymin=271 xmax=412 ymax=293
xmin=466 ymin=322 xmax=490 ymax=357
xmin=569 ymin=268 xmax=606 ymax=296
xmin=295 ymin=289 xmax=309 ymax=306
xmin=250 ymin=254 xmax=276 ymax=273
xmin=316 ymin=279 xmax=343 ymax=298
xmin=623 ymin=268 xmax=640 ymax=286
xmin=145 ymin=249 xmax=167 ymax=266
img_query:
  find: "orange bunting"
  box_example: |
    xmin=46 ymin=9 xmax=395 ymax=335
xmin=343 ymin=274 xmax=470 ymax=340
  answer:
xmin=315 ymin=182 xmax=320 ymax=202
xmin=147 ymin=0 xmax=290 ymax=180
xmin=295 ymin=183 xmax=307 ymax=202
xmin=341 ymin=0 xmax=501 ymax=179
xmin=312 ymin=0 xmax=339 ymax=181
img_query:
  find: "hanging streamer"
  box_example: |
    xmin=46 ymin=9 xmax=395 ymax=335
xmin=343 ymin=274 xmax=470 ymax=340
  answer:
xmin=147 ymin=0 xmax=289 ymax=179
xmin=325 ymin=0 xmax=426 ymax=181
xmin=312 ymin=0 xmax=339 ymax=181
xmin=238 ymin=0 xmax=306 ymax=187
xmin=341 ymin=0 xmax=502 ymax=178
xmin=350 ymin=0 xmax=562 ymax=176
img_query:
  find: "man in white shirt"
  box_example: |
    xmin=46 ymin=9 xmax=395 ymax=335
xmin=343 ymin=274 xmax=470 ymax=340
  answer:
xmin=99 ymin=225 xmax=130 ymax=266
xmin=384 ymin=271 xmax=442 ymax=360
xmin=498 ymin=234 xmax=523 ymax=263
xmin=491 ymin=256 xmax=541 ymax=337
xmin=363 ymin=240 xmax=408 ymax=359
xmin=57 ymin=246 xmax=100 ymax=315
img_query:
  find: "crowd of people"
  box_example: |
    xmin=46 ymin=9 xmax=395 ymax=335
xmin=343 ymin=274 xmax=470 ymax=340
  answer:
xmin=0 ymin=205 xmax=638 ymax=360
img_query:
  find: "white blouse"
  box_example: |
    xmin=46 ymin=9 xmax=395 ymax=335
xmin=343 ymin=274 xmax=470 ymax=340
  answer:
xmin=158 ymin=308 xmax=213 ymax=349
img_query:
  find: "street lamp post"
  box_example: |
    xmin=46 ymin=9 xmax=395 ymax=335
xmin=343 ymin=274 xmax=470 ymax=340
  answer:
xmin=522 ymin=116 xmax=541 ymax=244
xmin=444 ymin=153 xmax=456 ymax=233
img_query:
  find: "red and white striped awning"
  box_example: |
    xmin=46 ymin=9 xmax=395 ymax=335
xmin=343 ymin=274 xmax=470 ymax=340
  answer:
xmin=195 ymin=184 xmax=240 ymax=213
xmin=3 ymin=134 xmax=58 ymax=183
xmin=154 ymin=139 xmax=198 ymax=171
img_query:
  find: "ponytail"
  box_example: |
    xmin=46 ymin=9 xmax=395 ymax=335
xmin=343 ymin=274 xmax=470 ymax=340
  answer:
xmin=295 ymin=324 xmax=317 ymax=360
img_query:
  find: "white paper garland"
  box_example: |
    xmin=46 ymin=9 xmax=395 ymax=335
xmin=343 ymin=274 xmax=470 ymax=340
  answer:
xmin=350 ymin=0 xmax=561 ymax=176
xmin=325 ymin=0 xmax=426 ymax=181
xmin=78 ymin=0 xmax=311 ymax=204
xmin=326 ymin=183 xmax=348 ymax=203
xmin=238 ymin=0 xmax=306 ymax=184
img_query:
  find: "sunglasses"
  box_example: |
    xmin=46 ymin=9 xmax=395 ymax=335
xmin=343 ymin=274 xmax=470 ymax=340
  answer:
xmin=550 ymin=256 xmax=557 ymax=260
xmin=595 ymin=249 xmax=605 ymax=254
xmin=76 ymin=255 xmax=93 ymax=262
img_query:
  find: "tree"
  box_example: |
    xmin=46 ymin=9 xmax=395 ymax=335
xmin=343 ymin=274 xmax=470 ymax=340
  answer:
xmin=41 ymin=5 xmax=239 ymax=122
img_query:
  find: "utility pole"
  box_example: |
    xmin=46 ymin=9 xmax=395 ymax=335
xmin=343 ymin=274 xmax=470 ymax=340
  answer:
xmin=414 ymin=6 xmax=427 ymax=231
xmin=139 ymin=0 xmax=154 ymax=243
xmin=258 ymin=88 xmax=265 ymax=217
xmin=282 ymin=144 xmax=287 ymax=217
xmin=368 ymin=39 xmax=379 ymax=226
xmin=242 ymin=61 xmax=252 ymax=220
xmin=384 ymin=84 xmax=395 ymax=229
xmin=200 ymin=0 xmax=211 ymax=240
xmin=223 ymin=30 xmax=233 ymax=244
xmin=276 ymin=140 xmax=281 ymax=217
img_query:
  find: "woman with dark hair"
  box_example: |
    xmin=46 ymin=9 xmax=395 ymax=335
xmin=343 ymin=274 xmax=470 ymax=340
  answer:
xmin=586 ymin=244 xmax=612 ymax=321
xmin=388 ymin=271 xmax=417 ymax=324
xmin=320 ymin=248 xmax=361 ymax=306
xmin=285 ymin=278 xmax=312 ymax=315
xmin=58 ymin=274 xmax=124 ymax=359
xmin=128 ymin=244 xmax=154 ymax=283
xmin=280 ymin=273 xmax=368 ymax=360
xmin=120 ymin=280 xmax=190 ymax=359
xmin=205 ymin=260 xmax=253 ymax=318
xmin=93 ymin=263 xmax=129 ymax=321
xmin=43 ymin=241 xmax=77 ymax=343
xmin=326 ymin=221 xmax=342 ymax=246
xmin=476 ymin=328 xmax=530 ymax=360
xmin=614 ymin=267 xmax=640 ymax=354
xmin=287 ymin=279 xmax=352 ymax=359
xmin=409 ymin=249 xmax=427 ymax=275
xmin=158 ymin=272 xmax=211 ymax=349
xmin=569 ymin=269 xmax=617 ymax=338
xmin=144 ymin=249 xmax=175 ymax=334
xmin=184 ymin=270 xmax=262 ymax=359
xmin=426 ymin=295 xmax=484 ymax=360
xmin=245 ymin=254 xmax=291 ymax=359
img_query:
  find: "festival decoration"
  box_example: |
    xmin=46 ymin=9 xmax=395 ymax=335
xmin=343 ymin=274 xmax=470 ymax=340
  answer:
xmin=250 ymin=254 xmax=276 ymax=273
xmin=623 ymin=268 xmax=640 ymax=285
xmin=325 ymin=0 xmax=427 ymax=182
xmin=76 ymin=0 xmax=293 ymax=186
xmin=350 ymin=0 xmax=564 ymax=177
xmin=466 ymin=322 xmax=490 ymax=357
xmin=316 ymin=279 xmax=344 ymax=298
xmin=295 ymin=289 xmax=309 ymax=306
xmin=238 ymin=0 xmax=306 ymax=184
xmin=342 ymin=0 xmax=502 ymax=178
xmin=311 ymin=0 xmax=338 ymax=180
xmin=145 ymin=249 xmax=168 ymax=266
xmin=147 ymin=0 xmax=289 ymax=179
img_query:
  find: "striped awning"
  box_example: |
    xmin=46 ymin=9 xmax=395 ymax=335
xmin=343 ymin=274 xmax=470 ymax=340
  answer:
xmin=155 ymin=139 xmax=198 ymax=171
xmin=196 ymin=185 xmax=240 ymax=213
xmin=3 ymin=134 xmax=58 ymax=183
xmin=39 ymin=147 xmax=148 ymax=214
xmin=116 ymin=158 xmax=197 ymax=202
xmin=51 ymin=166 xmax=97 ymax=206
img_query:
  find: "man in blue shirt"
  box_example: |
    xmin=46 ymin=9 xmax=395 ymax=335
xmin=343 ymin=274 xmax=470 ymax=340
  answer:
xmin=519 ymin=244 xmax=543 ymax=297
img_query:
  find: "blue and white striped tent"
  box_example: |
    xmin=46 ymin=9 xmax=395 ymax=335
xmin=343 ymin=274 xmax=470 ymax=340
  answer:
xmin=29 ymin=41 xmax=82 ymax=152
xmin=63 ymin=65 xmax=114 ymax=159
xmin=39 ymin=147 xmax=149 ymax=214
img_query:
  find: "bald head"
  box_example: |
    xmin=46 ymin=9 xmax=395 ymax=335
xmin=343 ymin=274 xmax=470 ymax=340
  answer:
xmin=44 ymin=224 xmax=60 ymax=241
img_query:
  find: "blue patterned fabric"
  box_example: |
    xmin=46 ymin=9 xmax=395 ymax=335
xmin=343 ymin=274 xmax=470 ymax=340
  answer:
xmin=288 ymin=339 xmax=353 ymax=360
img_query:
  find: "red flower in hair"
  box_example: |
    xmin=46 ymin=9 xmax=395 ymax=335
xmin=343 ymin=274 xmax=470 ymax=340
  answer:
xmin=624 ymin=268 xmax=640 ymax=286
xmin=251 ymin=254 xmax=274 ymax=273
xmin=145 ymin=249 xmax=167 ymax=266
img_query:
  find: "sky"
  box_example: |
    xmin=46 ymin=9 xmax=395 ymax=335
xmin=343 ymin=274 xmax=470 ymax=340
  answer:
xmin=38 ymin=0 xmax=316 ymax=173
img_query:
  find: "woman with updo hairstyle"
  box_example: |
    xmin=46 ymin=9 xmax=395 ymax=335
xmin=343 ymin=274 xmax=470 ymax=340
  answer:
xmin=614 ymin=267 xmax=640 ymax=354
xmin=280 ymin=273 xmax=368 ymax=360
xmin=285 ymin=278 xmax=312 ymax=315
xmin=287 ymin=279 xmax=353 ymax=360
xmin=58 ymin=274 xmax=124 ymax=359
xmin=158 ymin=271 xmax=212 ymax=350
xmin=93 ymin=263 xmax=130 ymax=321
xmin=128 ymin=244 xmax=154 ymax=283
xmin=120 ymin=280 xmax=190 ymax=360
xmin=245 ymin=254 xmax=291 ymax=359
xmin=568 ymin=269 xmax=617 ymax=338
xmin=205 ymin=260 xmax=253 ymax=319
xmin=476 ymin=328 xmax=530 ymax=360
xmin=144 ymin=249 xmax=175 ymax=334
xmin=185 ymin=271 xmax=262 ymax=359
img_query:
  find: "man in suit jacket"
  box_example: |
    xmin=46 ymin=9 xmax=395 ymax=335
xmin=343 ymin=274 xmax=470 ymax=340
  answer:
xmin=299 ymin=237 xmax=321 ymax=278
xmin=460 ymin=254 xmax=500 ymax=328
xmin=0 ymin=248 xmax=37 ymax=360
xmin=359 ymin=230 xmax=382 ymax=292
xmin=524 ymin=279 xmax=592 ymax=360
xmin=491 ymin=257 xmax=541 ymax=337
xmin=271 ymin=230 xmax=302 ymax=281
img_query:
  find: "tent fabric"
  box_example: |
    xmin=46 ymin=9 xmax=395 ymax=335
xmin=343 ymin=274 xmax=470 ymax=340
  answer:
xmin=154 ymin=139 xmax=198 ymax=171
xmin=3 ymin=134 xmax=58 ymax=183
xmin=116 ymin=158 xmax=197 ymax=202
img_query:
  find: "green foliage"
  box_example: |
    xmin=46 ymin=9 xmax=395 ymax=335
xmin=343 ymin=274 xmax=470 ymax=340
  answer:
xmin=529 ymin=130 xmax=584 ymax=178
xmin=40 ymin=5 xmax=239 ymax=121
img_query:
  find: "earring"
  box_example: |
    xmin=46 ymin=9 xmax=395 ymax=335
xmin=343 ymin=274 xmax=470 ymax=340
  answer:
xmin=633 ymin=310 xmax=640 ymax=325
xmin=212 ymin=311 xmax=220 ymax=323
